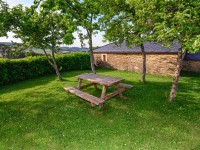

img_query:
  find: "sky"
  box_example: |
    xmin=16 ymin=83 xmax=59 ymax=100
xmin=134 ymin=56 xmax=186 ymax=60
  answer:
xmin=0 ymin=0 xmax=108 ymax=47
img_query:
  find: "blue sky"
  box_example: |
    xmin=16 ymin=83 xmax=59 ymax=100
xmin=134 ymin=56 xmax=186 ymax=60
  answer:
xmin=0 ymin=0 xmax=108 ymax=47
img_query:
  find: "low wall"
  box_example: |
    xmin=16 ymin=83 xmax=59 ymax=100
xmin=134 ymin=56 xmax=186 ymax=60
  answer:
xmin=182 ymin=60 xmax=200 ymax=73
xmin=94 ymin=53 xmax=178 ymax=76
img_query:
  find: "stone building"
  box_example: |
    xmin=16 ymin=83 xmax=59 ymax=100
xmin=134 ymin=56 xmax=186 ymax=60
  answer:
xmin=183 ymin=51 xmax=200 ymax=73
xmin=93 ymin=42 xmax=200 ymax=76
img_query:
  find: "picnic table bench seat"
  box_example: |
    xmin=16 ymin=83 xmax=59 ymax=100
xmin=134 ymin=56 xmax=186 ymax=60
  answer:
xmin=64 ymin=86 xmax=105 ymax=107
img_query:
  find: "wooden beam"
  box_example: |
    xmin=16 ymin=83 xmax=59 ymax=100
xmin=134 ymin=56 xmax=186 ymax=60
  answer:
xmin=64 ymin=86 xmax=104 ymax=106
xmin=103 ymin=88 xmax=126 ymax=100
xmin=101 ymin=85 xmax=107 ymax=99
xmin=93 ymin=83 xmax=98 ymax=89
xmin=77 ymin=79 xmax=82 ymax=90
xmin=118 ymin=87 xmax=123 ymax=99
xmin=118 ymin=83 xmax=134 ymax=89
xmin=80 ymin=83 xmax=96 ymax=89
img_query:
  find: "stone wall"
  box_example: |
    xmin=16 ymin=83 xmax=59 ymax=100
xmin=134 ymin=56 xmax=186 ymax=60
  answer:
xmin=182 ymin=60 xmax=200 ymax=73
xmin=94 ymin=53 xmax=178 ymax=76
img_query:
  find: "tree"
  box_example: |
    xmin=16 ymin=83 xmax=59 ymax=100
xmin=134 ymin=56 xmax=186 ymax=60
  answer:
xmin=55 ymin=0 xmax=101 ymax=74
xmin=153 ymin=0 xmax=200 ymax=102
xmin=0 ymin=1 xmax=14 ymax=59
xmin=99 ymin=0 xmax=156 ymax=83
xmin=11 ymin=1 xmax=74 ymax=80
xmin=101 ymin=0 xmax=200 ymax=101
xmin=0 ymin=0 xmax=11 ymax=37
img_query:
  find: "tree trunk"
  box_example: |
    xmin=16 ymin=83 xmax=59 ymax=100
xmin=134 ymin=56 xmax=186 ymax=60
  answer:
xmin=51 ymin=50 xmax=62 ymax=81
xmin=140 ymin=43 xmax=146 ymax=83
xmin=43 ymin=49 xmax=62 ymax=81
xmin=87 ymin=30 xmax=96 ymax=74
xmin=169 ymin=48 xmax=183 ymax=102
xmin=89 ymin=48 xmax=96 ymax=74
xmin=52 ymin=58 xmax=62 ymax=81
xmin=86 ymin=13 xmax=96 ymax=74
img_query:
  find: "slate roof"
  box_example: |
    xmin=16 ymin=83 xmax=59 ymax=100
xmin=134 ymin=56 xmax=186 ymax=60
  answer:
xmin=94 ymin=42 xmax=181 ymax=54
xmin=184 ymin=51 xmax=200 ymax=60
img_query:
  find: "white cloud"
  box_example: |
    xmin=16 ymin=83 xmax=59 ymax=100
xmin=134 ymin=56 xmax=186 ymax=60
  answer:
xmin=5 ymin=0 xmax=33 ymax=7
xmin=0 ymin=32 xmax=21 ymax=43
xmin=0 ymin=32 xmax=108 ymax=48
xmin=69 ymin=30 xmax=108 ymax=48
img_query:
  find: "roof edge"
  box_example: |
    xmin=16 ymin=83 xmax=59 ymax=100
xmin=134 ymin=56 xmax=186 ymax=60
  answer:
xmin=93 ymin=51 xmax=178 ymax=54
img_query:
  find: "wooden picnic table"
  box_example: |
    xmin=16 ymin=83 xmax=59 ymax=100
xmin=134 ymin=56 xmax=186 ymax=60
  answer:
xmin=64 ymin=73 xmax=133 ymax=107
xmin=76 ymin=73 xmax=124 ymax=87
xmin=76 ymin=73 xmax=126 ymax=100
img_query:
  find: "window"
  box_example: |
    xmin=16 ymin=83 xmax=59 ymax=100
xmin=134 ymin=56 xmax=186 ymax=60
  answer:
xmin=102 ymin=54 xmax=107 ymax=62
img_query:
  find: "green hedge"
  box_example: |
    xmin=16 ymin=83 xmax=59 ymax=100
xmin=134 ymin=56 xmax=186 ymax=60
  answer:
xmin=0 ymin=52 xmax=90 ymax=86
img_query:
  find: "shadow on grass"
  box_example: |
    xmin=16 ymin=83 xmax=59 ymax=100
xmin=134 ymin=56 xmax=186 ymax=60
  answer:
xmin=124 ymin=77 xmax=199 ymax=113
xmin=0 ymin=70 xmax=92 ymax=95
xmin=0 ymin=69 xmax=199 ymax=149
xmin=181 ymin=71 xmax=200 ymax=78
xmin=0 ymin=75 xmax=55 ymax=95
xmin=0 ymin=79 xmax=199 ymax=149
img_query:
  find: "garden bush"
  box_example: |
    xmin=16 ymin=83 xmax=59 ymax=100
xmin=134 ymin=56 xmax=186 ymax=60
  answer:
xmin=0 ymin=52 xmax=90 ymax=85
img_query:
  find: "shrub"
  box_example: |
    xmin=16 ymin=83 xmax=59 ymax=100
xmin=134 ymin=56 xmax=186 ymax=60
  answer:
xmin=0 ymin=52 xmax=90 ymax=85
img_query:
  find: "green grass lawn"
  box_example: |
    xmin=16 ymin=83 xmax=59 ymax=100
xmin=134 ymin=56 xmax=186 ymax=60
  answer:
xmin=0 ymin=69 xmax=199 ymax=150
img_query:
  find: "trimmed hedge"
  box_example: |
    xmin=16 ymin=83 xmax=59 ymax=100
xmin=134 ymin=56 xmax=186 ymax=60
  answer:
xmin=0 ymin=52 xmax=90 ymax=86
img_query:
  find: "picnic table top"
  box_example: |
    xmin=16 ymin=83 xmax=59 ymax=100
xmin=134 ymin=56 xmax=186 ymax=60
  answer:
xmin=76 ymin=73 xmax=124 ymax=86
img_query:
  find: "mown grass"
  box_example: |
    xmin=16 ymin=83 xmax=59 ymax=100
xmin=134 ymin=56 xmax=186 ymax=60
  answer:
xmin=0 ymin=69 xmax=199 ymax=150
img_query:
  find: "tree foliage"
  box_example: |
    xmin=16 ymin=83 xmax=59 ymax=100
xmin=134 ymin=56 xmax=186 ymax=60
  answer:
xmin=153 ymin=0 xmax=200 ymax=52
xmin=99 ymin=0 xmax=157 ymax=82
xmin=11 ymin=1 xmax=75 ymax=80
xmin=150 ymin=0 xmax=200 ymax=101
xmin=101 ymin=0 xmax=155 ymax=46
xmin=0 ymin=0 xmax=12 ymax=37
xmin=54 ymin=0 xmax=102 ymax=74
xmin=100 ymin=0 xmax=200 ymax=100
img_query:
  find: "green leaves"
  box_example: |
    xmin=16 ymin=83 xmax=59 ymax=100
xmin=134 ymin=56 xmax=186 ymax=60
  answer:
xmin=101 ymin=0 xmax=200 ymax=53
xmin=100 ymin=0 xmax=156 ymax=47
xmin=12 ymin=1 xmax=75 ymax=52
xmin=0 ymin=0 xmax=12 ymax=37
xmin=153 ymin=0 xmax=200 ymax=53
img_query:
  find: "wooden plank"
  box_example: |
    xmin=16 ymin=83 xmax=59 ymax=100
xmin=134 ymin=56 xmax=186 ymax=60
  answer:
xmin=103 ymin=83 xmax=133 ymax=100
xmin=118 ymin=87 xmax=123 ymax=99
xmin=77 ymin=79 xmax=82 ymax=90
xmin=79 ymin=83 xmax=95 ymax=89
xmin=64 ymin=87 xmax=104 ymax=106
xmin=103 ymin=88 xmax=126 ymax=100
xmin=118 ymin=83 xmax=134 ymax=89
xmin=93 ymin=83 xmax=98 ymax=89
xmin=101 ymin=85 xmax=107 ymax=99
xmin=76 ymin=73 xmax=124 ymax=86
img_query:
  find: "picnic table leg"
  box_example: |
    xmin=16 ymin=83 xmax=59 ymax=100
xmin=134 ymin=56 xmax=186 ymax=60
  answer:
xmin=77 ymin=79 xmax=82 ymax=90
xmin=93 ymin=83 xmax=98 ymax=89
xmin=115 ymin=83 xmax=126 ymax=99
xmin=101 ymin=85 xmax=107 ymax=99
xmin=117 ymin=87 xmax=123 ymax=99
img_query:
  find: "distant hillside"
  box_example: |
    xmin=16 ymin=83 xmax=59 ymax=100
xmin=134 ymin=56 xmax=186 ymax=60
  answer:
xmin=0 ymin=42 xmax=88 ymax=52
xmin=60 ymin=46 xmax=88 ymax=52
xmin=0 ymin=42 xmax=15 ymax=46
